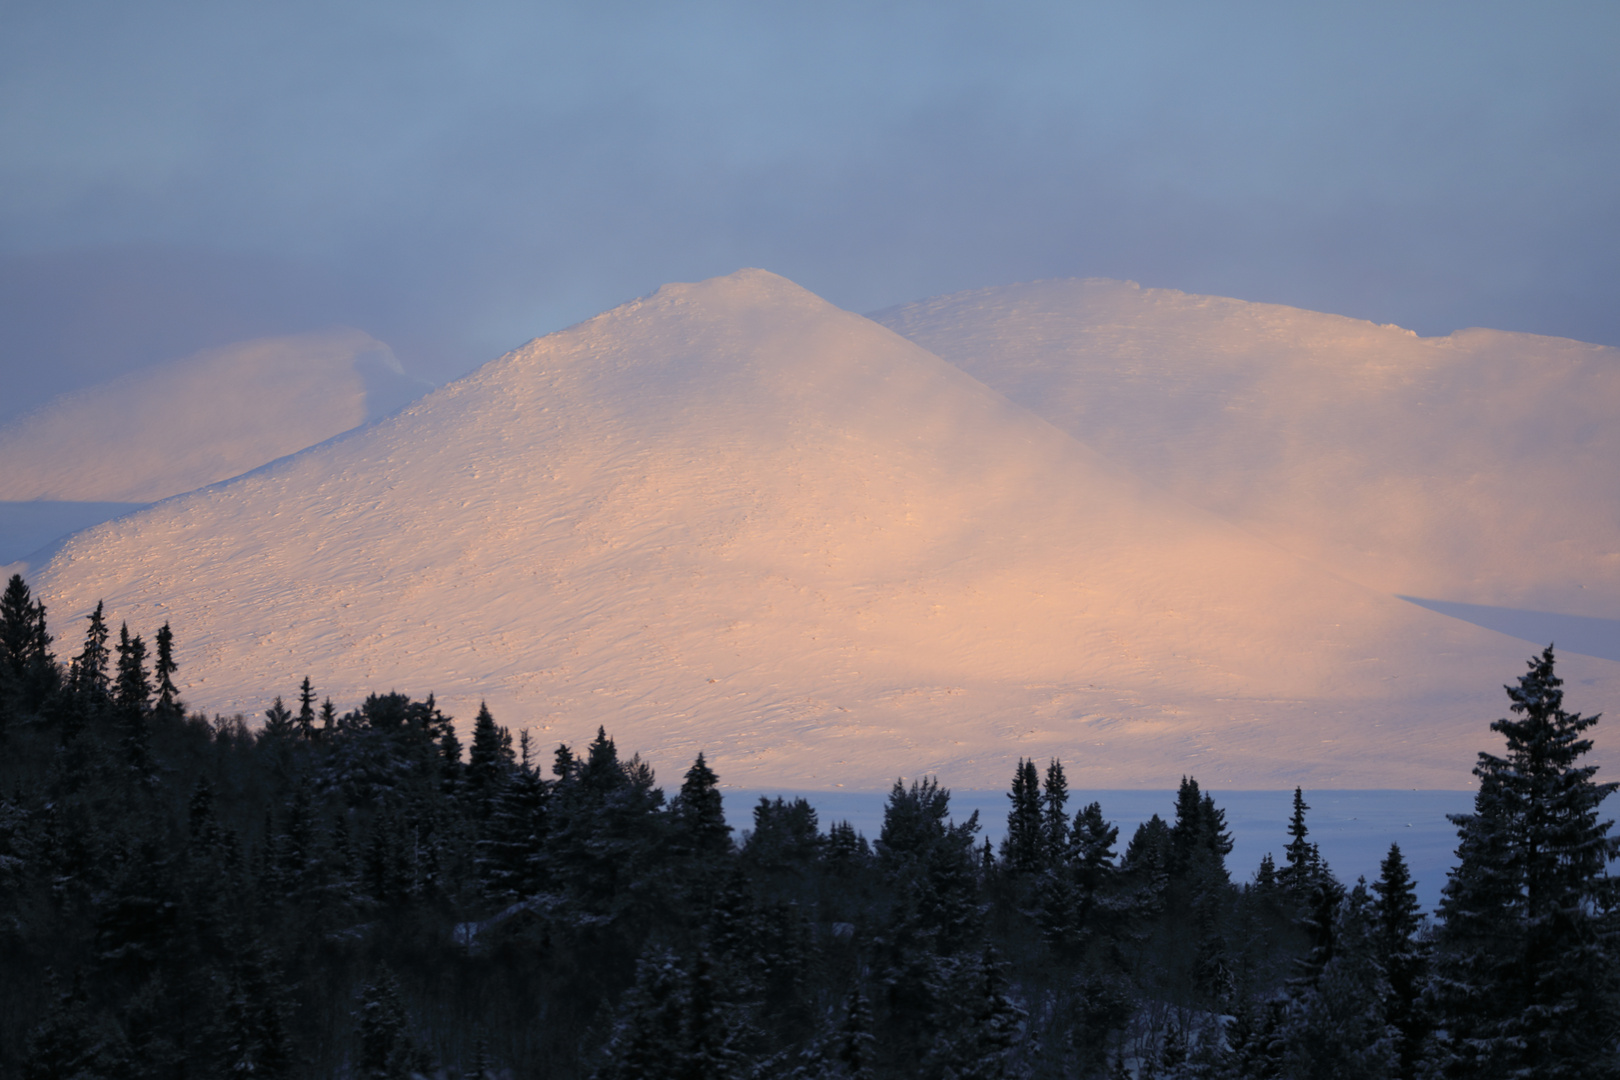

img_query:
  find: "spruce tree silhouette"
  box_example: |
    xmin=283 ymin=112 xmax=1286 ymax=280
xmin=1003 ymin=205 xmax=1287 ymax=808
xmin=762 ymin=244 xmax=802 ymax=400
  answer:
xmin=1429 ymin=646 xmax=1620 ymax=1078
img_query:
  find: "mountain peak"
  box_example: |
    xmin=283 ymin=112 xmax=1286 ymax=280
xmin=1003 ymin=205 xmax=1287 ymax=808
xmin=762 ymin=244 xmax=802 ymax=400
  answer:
xmin=620 ymin=268 xmax=838 ymax=324
xmin=27 ymin=272 xmax=1565 ymax=790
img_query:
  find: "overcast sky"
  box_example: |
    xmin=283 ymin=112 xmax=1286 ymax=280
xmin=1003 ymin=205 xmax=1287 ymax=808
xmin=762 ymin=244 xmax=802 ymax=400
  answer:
xmin=2 ymin=1 xmax=1616 ymax=417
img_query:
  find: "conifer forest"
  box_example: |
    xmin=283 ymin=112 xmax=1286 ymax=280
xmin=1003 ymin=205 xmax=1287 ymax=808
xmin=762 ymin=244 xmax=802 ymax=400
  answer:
xmin=1 ymin=571 xmax=1617 ymax=1079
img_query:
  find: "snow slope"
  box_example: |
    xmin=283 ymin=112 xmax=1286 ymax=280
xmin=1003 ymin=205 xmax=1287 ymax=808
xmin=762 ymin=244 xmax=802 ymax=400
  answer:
xmin=26 ymin=272 xmax=1615 ymax=790
xmin=873 ymin=279 xmax=1620 ymax=618
xmin=0 ymin=328 xmax=428 ymax=503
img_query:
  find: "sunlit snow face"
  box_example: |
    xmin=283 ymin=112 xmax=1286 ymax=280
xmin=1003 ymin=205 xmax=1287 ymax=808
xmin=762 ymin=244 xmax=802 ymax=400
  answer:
xmin=24 ymin=269 xmax=1620 ymax=794
xmin=1 ymin=1 xmax=1616 ymax=412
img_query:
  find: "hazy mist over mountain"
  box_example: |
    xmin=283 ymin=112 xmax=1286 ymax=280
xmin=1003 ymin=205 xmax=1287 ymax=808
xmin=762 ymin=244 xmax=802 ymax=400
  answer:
xmin=2 ymin=3 xmax=1617 ymax=415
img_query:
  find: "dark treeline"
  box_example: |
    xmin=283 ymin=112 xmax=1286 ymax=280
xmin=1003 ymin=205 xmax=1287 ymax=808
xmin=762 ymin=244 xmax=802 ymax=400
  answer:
xmin=1 ymin=571 xmax=1617 ymax=1079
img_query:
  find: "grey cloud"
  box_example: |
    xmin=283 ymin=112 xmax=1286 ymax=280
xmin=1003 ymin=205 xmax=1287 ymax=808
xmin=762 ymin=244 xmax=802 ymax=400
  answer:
xmin=2 ymin=0 xmax=1617 ymax=411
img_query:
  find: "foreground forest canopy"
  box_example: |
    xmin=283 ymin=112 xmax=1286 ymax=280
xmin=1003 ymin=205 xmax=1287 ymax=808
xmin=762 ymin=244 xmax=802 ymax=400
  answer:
xmin=0 ymin=572 xmax=1617 ymax=1079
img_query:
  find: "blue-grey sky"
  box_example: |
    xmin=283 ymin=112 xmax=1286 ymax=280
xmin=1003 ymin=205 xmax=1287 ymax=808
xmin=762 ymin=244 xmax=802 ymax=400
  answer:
xmin=2 ymin=1 xmax=1616 ymax=416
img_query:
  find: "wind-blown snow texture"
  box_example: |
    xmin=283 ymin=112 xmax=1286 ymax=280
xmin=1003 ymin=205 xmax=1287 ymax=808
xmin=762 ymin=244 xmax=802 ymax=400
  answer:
xmin=28 ymin=271 xmax=1620 ymax=789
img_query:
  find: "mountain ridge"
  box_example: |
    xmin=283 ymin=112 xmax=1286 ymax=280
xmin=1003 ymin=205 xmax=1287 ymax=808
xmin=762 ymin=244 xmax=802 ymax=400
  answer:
xmin=26 ymin=270 xmax=1616 ymax=789
xmin=0 ymin=327 xmax=430 ymax=503
xmin=872 ymin=277 xmax=1620 ymax=617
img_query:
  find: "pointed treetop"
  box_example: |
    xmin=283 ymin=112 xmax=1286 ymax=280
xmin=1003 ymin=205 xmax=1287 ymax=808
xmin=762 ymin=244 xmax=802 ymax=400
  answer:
xmin=467 ymin=700 xmax=512 ymax=793
xmin=1073 ymin=801 xmax=1119 ymax=875
xmin=1447 ymin=645 xmax=1618 ymax=924
xmin=1 ymin=575 xmax=48 ymax=675
xmin=113 ymin=623 xmax=150 ymax=711
xmin=262 ymin=696 xmax=294 ymax=738
xmin=71 ymin=600 xmax=111 ymax=695
xmin=1431 ymin=646 xmax=1620 ymax=1078
xmin=153 ymin=622 xmax=180 ymax=713
xmin=553 ymin=742 xmax=577 ymax=781
xmin=291 ymin=677 xmax=316 ymax=739
xmin=1281 ymin=785 xmax=1323 ymax=896
xmin=1371 ymin=842 xmax=1422 ymax=950
xmin=582 ymin=727 xmax=624 ymax=790
xmin=1002 ymin=757 xmax=1044 ymax=873
xmin=675 ymin=752 xmax=732 ymax=858
xmin=1042 ymin=758 xmax=1071 ymax=862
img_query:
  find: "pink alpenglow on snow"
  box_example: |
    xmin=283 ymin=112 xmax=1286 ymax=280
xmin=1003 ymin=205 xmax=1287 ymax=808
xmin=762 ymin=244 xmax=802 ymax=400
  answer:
xmin=874 ymin=278 xmax=1620 ymax=618
xmin=0 ymin=328 xmax=427 ymax=504
xmin=26 ymin=271 xmax=1620 ymax=790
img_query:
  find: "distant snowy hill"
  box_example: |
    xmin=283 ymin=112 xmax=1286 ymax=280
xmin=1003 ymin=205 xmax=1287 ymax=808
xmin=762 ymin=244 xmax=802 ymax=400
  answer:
xmin=30 ymin=271 xmax=1610 ymax=790
xmin=0 ymin=328 xmax=429 ymax=503
xmin=873 ymin=279 xmax=1620 ymax=619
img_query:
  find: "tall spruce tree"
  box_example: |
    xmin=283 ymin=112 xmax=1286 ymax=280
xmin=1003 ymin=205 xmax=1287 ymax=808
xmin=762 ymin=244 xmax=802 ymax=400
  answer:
xmin=0 ymin=574 xmax=52 ymax=709
xmin=1118 ymin=812 xmax=1173 ymax=925
xmin=466 ymin=702 xmax=511 ymax=806
xmin=114 ymin=624 xmax=153 ymax=773
xmin=438 ymin=720 xmax=464 ymax=795
xmin=0 ymin=575 xmax=37 ymax=680
xmin=477 ymin=749 xmax=549 ymax=901
xmin=113 ymin=623 xmax=151 ymax=712
xmin=1254 ymin=852 xmax=1280 ymax=893
xmin=1042 ymin=759 xmax=1071 ymax=864
xmin=70 ymin=600 xmax=111 ymax=699
xmin=1171 ymin=776 xmax=1206 ymax=871
xmin=1170 ymin=776 xmax=1233 ymax=886
xmin=1071 ymin=801 xmax=1118 ymax=903
xmin=1123 ymin=814 xmax=1171 ymax=876
xmin=743 ymin=796 xmax=823 ymax=871
xmin=1034 ymin=778 xmax=1107 ymax=953
xmin=296 ymin=677 xmax=316 ymax=739
xmin=1428 ymin=646 xmax=1620 ymax=1078
xmin=1369 ymin=843 xmax=1428 ymax=1080
xmin=1002 ymin=759 xmax=1043 ymax=873
xmin=879 ymin=777 xmax=983 ymax=946
xmin=153 ymin=621 xmax=180 ymax=716
xmin=1279 ymin=787 xmax=1323 ymax=898
xmin=262 ymin=697 xmax=294 ymax=739
xmin=546 ymin=727 xmax=668 ymax=917
xmin=672 ymin=752 xmax=731 ymax=860
xmin=826 ymin=819 xmax=870 ymax=872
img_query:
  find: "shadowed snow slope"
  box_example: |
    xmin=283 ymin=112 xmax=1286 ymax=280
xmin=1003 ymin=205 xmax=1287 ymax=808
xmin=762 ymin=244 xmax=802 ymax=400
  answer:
xmin=29 ymin=271 xmax=1616 ymax=789
xmin=874 ymin=279 xmax=1620 ymax=618
xmin=0 ymin=328 xmax=428 ymax=503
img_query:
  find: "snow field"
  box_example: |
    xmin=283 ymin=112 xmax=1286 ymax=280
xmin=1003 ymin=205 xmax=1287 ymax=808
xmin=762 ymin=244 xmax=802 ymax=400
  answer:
xmin=24 ymin=270 xmax=1620 ymax=790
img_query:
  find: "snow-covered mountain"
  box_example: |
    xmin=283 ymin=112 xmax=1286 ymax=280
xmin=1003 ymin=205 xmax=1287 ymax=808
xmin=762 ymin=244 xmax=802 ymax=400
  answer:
xmin=0 ymin=328 xmax=428 ymax=503
xmin=873 ymin=279 xmax=1620 ymax=618
xmin=24 ymin=272 xmax=1618 ymax=789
